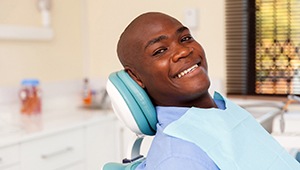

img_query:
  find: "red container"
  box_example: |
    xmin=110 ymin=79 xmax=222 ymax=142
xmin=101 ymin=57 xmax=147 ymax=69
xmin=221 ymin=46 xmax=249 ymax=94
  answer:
xmin=19 ymin=79 xmax=42 ymax=115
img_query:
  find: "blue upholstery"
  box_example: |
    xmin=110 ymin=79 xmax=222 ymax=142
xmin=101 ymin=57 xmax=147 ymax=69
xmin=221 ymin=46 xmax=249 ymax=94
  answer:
xmin=103 ymin=70 xmax=157 ymax=170
xmin=108 ymin=70 xmax=157 ymax=135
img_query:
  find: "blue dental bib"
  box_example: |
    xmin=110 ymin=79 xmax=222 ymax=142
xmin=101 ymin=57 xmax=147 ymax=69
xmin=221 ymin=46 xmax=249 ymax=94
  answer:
xmin=163 ymin=92 xmax=300 ymax=170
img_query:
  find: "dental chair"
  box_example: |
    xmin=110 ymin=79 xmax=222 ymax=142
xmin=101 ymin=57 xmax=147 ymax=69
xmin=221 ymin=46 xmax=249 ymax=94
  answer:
xmin=103 ymin=70 xmax=158 ymax=170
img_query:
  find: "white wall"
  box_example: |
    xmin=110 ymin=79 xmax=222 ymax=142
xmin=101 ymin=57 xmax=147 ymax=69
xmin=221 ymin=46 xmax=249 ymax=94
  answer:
xmin=0 ymin=0 xmax=225 ymax=92
xmin=87 ymin=0 xmax=226 ymax=84
xmin=0 ymin=0 xmax=84 ymax=87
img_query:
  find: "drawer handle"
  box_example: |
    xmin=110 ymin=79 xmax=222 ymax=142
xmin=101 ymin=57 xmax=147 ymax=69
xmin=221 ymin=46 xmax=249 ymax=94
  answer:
xmin=41 ymin=147 xmax=73 ymax=159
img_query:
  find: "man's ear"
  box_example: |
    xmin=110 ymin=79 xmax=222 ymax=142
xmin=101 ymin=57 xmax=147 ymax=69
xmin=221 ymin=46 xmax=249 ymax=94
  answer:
xmin=125 ymin=68 xmax=145 ymax=88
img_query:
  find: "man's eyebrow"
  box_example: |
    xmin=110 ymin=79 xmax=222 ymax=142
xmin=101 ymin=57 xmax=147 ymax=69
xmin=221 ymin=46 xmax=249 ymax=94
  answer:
xmin=176 ymin=26 xmax=189 ymax=34
xmin=144 ymin=35 xmax=167 ymax=50
xmin=144 ymin=26 xmax=189 ymax=50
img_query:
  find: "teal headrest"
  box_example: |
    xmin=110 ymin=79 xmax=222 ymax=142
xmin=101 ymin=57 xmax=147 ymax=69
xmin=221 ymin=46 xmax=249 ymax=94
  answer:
xmin=106 ymin=70 xmax=157 ymax=136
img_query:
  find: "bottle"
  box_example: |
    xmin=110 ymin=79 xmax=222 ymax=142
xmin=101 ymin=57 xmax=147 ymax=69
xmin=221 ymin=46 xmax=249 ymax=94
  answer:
xmin=82 ymin=78 xmax=92 ymax=106
xmin=19 ymin=79 xmax=42 ymax=115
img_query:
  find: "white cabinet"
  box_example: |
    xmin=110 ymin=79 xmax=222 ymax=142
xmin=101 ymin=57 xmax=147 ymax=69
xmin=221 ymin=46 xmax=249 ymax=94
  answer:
xmin=116 ymin=121 xmax=153 ymax=160
xmin=0 ymin=111 xmax=129 ymax=170
xmin=57 ymin=162 xmax=85 ymax=170
xmin=20 ymin=128 xmax=84 ymax=170
xmin=0 ymin=166 xmax=20 ymax=170
xmin=85 ymin=119 xmax=118 ymax=170
xmin=0 ymin=145 xmax=20 ymax=170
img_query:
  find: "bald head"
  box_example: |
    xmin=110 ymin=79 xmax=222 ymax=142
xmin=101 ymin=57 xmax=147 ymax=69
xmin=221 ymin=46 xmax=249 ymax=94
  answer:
xmin=115 ymin=12 xmax=213 ymax=108
xmin=117 ymin=12 xmax=182 ymax=68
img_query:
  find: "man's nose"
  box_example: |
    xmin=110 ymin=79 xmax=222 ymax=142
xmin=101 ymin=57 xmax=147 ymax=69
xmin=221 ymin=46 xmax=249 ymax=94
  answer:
xmin=171 ymin=45 xmax=193 ymax=62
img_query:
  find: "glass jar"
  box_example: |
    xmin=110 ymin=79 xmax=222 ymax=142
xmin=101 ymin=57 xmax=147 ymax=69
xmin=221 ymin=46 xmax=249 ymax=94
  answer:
xmin=19 ymin=79 xmax=42 ymax=115
xmin=82 ymin=78 xmax=92 ymax=106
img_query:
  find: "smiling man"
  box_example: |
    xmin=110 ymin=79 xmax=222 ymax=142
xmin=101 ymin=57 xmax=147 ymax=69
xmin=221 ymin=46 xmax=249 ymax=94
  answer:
xmin=116 ymin=12 xmax=300 ymax=170
xmin=117 ymin=12 xmax=216 ymax=109
xmin=117 ymin=12 xmax=220 ymax=170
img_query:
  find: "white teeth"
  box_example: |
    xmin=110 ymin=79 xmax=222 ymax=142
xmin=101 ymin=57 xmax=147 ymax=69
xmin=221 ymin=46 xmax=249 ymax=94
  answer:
xmin=177 ymin=64 xmax=199 ymax=78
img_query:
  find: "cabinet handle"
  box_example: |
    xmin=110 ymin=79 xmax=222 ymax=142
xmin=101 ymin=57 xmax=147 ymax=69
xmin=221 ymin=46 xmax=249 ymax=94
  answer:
xmin=0 ymin=157 xmax=2 ymax=163
xmin=41 ymin=147 xmax=73 ymax=159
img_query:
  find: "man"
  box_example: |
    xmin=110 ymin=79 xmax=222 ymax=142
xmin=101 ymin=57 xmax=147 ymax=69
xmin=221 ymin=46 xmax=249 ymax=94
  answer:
xmin=117 ymin=12 xmax=216 ymax=110
xmin=117 ymin=11 xmax=221 ymax=170
xmin=116 ymin=12 xmax=300 ymax=170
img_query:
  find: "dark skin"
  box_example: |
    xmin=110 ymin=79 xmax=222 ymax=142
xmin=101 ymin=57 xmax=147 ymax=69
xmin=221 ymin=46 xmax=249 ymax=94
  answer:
xmin=117 ymin=12 xmax=217 ymax=109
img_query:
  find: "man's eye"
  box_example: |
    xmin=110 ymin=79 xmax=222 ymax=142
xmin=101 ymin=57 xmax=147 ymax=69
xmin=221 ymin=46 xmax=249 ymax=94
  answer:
xmin=153 ymin=48 xmax=167 ymax=56
xmin=181 ymin=35 xmax=193 ymax=42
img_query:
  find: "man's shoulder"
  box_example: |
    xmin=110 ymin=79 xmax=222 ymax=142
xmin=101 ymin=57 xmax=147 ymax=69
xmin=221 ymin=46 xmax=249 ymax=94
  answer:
xmin=145 ymin=129 xmax=217 ymax=169
xmin=142 ymin=132 xmax=219 ymax=169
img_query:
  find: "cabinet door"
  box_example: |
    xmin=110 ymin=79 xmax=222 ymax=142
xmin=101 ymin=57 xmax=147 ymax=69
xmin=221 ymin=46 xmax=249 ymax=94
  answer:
xmin=0 ymin=145 xmax=19 ymax=170
xmin=0 ymin=165 xmax=20 ymax=170
xmin=117 ymin=121 xmax=153 ymax=160
xmin=20 ymin=128 xmax=84 ymax=170
xmin=57 ymin=162 xmax=84 ymax=170
xmin=85 ymin=118 xmax=118 ymax=170
xmin=116 ymin=121 xmax=136 ymax=161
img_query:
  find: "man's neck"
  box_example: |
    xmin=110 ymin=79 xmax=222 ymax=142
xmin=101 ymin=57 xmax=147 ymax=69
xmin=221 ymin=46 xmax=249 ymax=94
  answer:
xmin=181 ymin=92 xmax=218 ymax=109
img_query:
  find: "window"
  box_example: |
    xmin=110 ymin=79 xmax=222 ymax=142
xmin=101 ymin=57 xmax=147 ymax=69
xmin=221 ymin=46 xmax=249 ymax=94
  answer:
xmin=226 ymin=0 xmax=300 ymax=96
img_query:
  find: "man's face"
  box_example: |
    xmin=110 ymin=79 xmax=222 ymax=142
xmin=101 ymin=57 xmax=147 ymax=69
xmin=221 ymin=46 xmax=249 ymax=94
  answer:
xmin=128 ymin=15 xmax=210 ymax=107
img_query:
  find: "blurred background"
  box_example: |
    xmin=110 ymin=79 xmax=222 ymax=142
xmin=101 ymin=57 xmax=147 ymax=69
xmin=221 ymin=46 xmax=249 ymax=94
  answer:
xmin=0 ymin=0 xmax=225 ymax=89
xmin=1 ymin=1 xmax=300 ymax=169
xmin=0 ymin=1 xmax=225 ymax=169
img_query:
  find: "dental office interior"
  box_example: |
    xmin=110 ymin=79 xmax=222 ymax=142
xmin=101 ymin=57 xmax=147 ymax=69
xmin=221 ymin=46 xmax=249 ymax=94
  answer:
xmin=1 ymin=0 xmax=300 ymax=169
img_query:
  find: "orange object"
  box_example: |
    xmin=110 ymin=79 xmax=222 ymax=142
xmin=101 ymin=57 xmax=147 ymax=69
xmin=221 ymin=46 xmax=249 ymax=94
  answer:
xmin=19 ymin=79 xmax=42 ymax=115
xmin=82 ymin=78 xmax=92 ymax=106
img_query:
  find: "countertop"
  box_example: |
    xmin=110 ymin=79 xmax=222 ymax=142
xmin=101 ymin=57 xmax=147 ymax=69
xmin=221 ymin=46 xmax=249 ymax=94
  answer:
xmin=0 ymin=96 xmax=115 ymax=148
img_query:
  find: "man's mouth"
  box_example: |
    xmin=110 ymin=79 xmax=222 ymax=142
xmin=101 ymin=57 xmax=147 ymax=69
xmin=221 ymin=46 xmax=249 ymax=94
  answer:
xmin=176 ymin=63 xmax=200 ymax=78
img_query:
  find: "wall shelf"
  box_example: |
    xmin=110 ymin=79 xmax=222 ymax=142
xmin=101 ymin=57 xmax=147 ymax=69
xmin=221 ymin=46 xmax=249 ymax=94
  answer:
xmin=0 ymin=25 xmax=53 ymax=41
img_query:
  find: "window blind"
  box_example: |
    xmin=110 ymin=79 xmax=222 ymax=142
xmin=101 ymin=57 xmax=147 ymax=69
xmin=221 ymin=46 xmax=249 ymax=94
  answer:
xmin=226 ymin=0 xmax=300 ymax=95
xmin=225 ymin=0 xmax=250 ymax=95
xmin=255 ymin=0 xmax=300 ymax=95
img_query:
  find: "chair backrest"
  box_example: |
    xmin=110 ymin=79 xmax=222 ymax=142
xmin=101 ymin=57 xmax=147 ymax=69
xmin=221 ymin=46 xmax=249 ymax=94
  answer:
xmin=104 ymin=70 xmax=157 ymax=170
xmin=106 ymin=70 xmax=157 ymax=136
